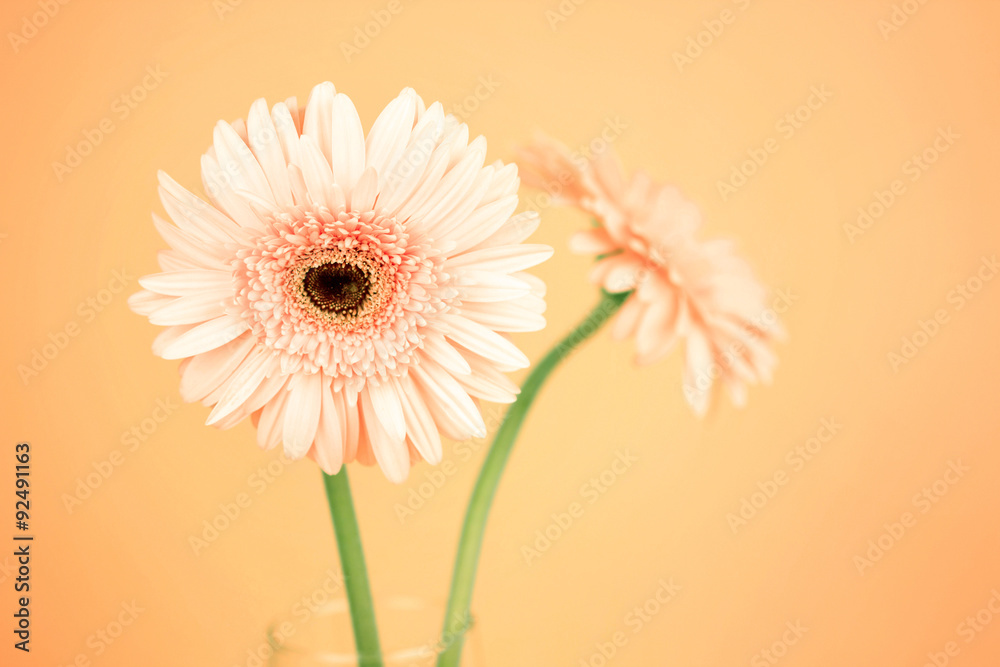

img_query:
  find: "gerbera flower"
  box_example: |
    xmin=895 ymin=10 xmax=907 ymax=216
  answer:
xmin=129 ymin=83 xmax=551 ymax=482
xmin=517 ymin=134 xmax=781 ymax=416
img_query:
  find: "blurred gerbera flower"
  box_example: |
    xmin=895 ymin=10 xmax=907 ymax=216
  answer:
xmin=130 ymin=83 xmax=551 ymax=482
xmin=517 ymin=134 xmax=782 ymax=416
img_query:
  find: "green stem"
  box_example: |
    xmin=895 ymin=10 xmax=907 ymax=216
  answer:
xmin=436 ymin=290 xmax=631 ymax=667
xmin=322 ymin=467 xmax=383 ymax=667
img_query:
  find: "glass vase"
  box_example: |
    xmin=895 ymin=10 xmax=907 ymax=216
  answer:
xmin=267 ymin=597 xmax=481 ymax=666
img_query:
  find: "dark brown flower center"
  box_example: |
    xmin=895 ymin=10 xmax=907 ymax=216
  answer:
xmin=303 ymin=262 xmax=371 ymax=315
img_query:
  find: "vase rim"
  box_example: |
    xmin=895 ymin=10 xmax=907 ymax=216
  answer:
xmin=267 ymin=595 xmax=474 ymax=664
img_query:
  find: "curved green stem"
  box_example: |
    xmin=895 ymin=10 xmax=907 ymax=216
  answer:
xmin=323 ymin=468 xmax=383 ymax=667
xmin=436 ymin=290 xmax=631 ymax=667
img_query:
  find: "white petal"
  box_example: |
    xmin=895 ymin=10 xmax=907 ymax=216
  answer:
xmin=365 ymin=378 xmax=406 ymax=443
xmin=512 ymin=292 xmax=546 ymax=315
xmin=350 ymin=167 xmax=380 ymax=212
xmin=460 ymin=301 xmax=546 ymax=332
xmin=152 ymin=214 xmax=229 ymax=270
xmin=451 ymin=269 xmax=532 ymax=302
xmin=392 ymin=132 xmax=459 ymax=221
xmin=205 ymin=345 xmax=274 ymax=424
xmin=128 ymin=289 xmax=172 ymax=316
xmin=483 ymin=162 xmax=519 ymax=202
xmin=212 ymin=120 xmax=273 ymax=203
xmin=470 ymin=211 xmax=540 ymax=250
xmin=421 ymin=335 xmax=471 ymax=376
xmin=379 ymin=102 xmax=445 ymax=208
xmin=452 ymin=353 xmax=520 ymax=404
xmin=178 ymin=334 xmax=255 ymax=402
xmin=313 ymin=386 xmax=346 ymax=474
xmin=398 ymin=375 xmax=442 ymax=465
xmin=329 ymin=93 xmax=366 ymax=192
xmin=425 ymin=165 xmax=494 ymax=241
xmin=139 ymin=270 xmax=231 ymax=296
xmin=512 ymin=270 xmax=546 ymax=298
xmin=439 ymin=314 xmax=530 ymax=369
xmin=303 ymin=82 xmax=336 ymax=165
xmin=410 ymin=138 xmax=485 ymax=228
xmin=446 ymin=194 xmax=519 ymax=255
xmin=365 ymin=88 xmax=417 ymax=177
xmin=413 ymin=91 xmax=427 ymax=116
xmin=230 ymin=118 xmax=248 ymax=143
xmin=257 ymin=380 xmax=292 ymax=450
xmin=151 ymin=324 xmax=194 ymax=357
xmin=444 ymin=123 xmax=470 ymax=168
xmin=342 ymin=395 xmax=360 ymax=463
xmin=158 ymin=190 xmax=244 ymax=247
xmin=448 ymin=244 xmax=553 ymax=274
xmin=200 ymin=153 xmax=265 ymax=231
xmin=157 ymin=250 xmax=201 ymax=272
xmin=298 ymin=134 xmax=336 ymax=208
xmin=327 ymin=182 xmax=348 ymax=212
xmin=282 ymin=372 xmax=323 ymax=459
xmin=247 ymin=98 xmax=294 ymax=207
xmin=284 ymin=96 xmax=303 ymax=133
xmin=232 ymin=358 xmax=288 ymax=416
xmin=158 ymin=171 xmax=249 ymax=244
xmin=159 ymin=315 xmax=249 ymax=359
xmin=410 ymin=363 xmax=486 ymax=439
xmin=286 ymin=164 xmax=311 ymax=206
xmin=271 ymin=102 xmax=302 ymax=168
xmin=148 ymin=288 xmax=232 ymax=326
xmin=360 ymin=385 xmax=409 ymax=483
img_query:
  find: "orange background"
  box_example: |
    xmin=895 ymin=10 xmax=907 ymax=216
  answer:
xmin=3 ymin=0 xmax=1000 ymax=665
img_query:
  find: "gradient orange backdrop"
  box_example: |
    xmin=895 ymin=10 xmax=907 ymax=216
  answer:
xmin=3 ymin=0 xmax=1000 ymax=665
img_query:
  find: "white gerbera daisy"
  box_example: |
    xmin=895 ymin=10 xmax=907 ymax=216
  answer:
xmin=130 ymin=83 xmax=551 ymax=483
